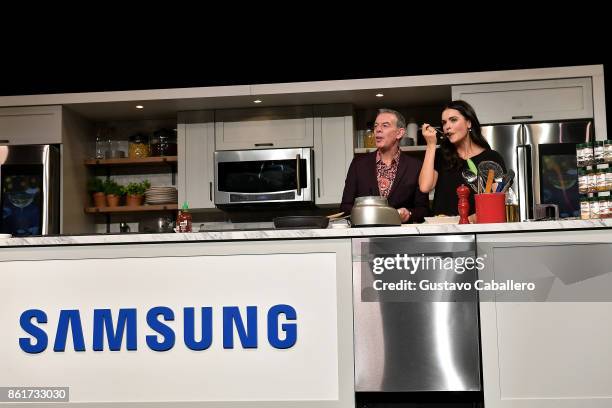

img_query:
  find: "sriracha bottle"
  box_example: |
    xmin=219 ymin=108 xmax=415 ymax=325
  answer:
xmin=177 ymin=201 xmax=192 ymax=232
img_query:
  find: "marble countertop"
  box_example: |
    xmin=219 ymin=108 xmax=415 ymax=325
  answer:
xmin=1 ymin=219 xmax=611 ymax=247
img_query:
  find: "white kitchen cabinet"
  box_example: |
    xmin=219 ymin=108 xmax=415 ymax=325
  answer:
xmin=478 ymin=230 xmax=612 ymax=408
xmin=214 ymin=106 xmax=314 ymax=150
xmin=452 ymin=78 xmax=593 ymax=124
xmin=0 ymin=105 xmax=62 ymax=145
xmin=313 ymin=107 xmax=354 ymax=205
xmin=177 ymin=111 xmax=215 ymax=209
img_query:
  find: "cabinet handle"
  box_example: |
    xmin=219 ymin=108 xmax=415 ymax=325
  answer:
xmin=512 ymin=115 xmax=533 ymax=120
xmin=209 ymin=182 xmax=213 ymax=201
xmin=254 ymin=143 xmax=273 ymax=147
xmin=296 ymin=154 xmax=301 ymax=196
xmin=0 ymin=140 xmax=9 ymax=144
xmin=317 ymin=178 xmax=321 ymax=197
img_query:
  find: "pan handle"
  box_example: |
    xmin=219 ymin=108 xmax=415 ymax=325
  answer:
xmin=296 ymin=154 xmax=301 ymax=196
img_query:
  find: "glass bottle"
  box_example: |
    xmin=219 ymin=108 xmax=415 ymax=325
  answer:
xmin=95 ymin=128 xmax=106 ymax=159
xmin=504 ymin=187 xmax=519 ymax=222
xmin=599 ymin=196 xmax=610 ymax=219
xmin=594 ymin=141 xmax=605 ymax=164
xmin=576 ymin=143 xmax=587 ymax=167
xmin=590 ymin=197 xmax=600 ymax=219
xmin=578 ymin=168 xmax=588 ymax=194
xmin=596 ymin=169 xmax=607 ymax=192
xmin=579 ymin=196 xmax=590 ymax=220
xmin=177 ymin=201 xmax=192 ymax=232
xmin=604 ymin=140 xmax=612 ymax=164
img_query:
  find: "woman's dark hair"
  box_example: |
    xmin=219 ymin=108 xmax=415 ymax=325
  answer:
xmin=439 ymin=100 xmax=491 ymax=170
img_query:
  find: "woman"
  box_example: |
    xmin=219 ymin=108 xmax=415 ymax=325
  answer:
xmin=419 ymin=100 xmax=506 ymax=219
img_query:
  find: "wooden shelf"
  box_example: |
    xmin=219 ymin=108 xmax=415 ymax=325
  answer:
xmin=84 ymin=156 xmax=177 ymax=166
xmin=85 ymin=204 xmax=178 ymax=213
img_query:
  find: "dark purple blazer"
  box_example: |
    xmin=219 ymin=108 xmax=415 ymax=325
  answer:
xmin=340 ymin=151 xmax=429 ymax=223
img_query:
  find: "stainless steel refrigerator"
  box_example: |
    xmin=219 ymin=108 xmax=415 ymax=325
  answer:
xmin=0 ymin=145 xmax=60 ymax=236
xmin=481 ymin=120 xmax=592 ymax=220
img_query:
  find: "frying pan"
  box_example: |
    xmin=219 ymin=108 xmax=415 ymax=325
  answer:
xmin=273 ymin=216 xmax=330 ymax=229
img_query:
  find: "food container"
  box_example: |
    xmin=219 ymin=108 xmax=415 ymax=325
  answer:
xmin=150 ymin=128 xmax=177 ymax=157
xmin=128 ymin=133 xmax=150 ymax=159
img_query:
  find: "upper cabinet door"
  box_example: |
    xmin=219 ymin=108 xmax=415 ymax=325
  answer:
xmin=0 ymin=106 xmax=62 ymax=145
xmin=452 ymin=78 xmax=593 ymax=124
xmin=177 ymin=111 xmax=216 ymax=209
xmin=215 ymin=106 xmax=314 ymax=150
xmin=313 ymin=115 xmax=354 ymax=205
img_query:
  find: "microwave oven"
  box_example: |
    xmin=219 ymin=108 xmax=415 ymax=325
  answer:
xmin=214 ymin=148 xmax=313 ymax=205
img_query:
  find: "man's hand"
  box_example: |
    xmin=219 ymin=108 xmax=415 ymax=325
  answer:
xmin=398 ymin=207 xmax=411 ymax=223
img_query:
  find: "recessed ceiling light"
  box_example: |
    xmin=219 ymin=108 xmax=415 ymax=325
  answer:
xmin=375 ymin=93 xmax=384 ymax=97
xmin=136 ymin=105 xmax=144 ymax=109
xmin=254 ymin=99 xmax=262 ymax=104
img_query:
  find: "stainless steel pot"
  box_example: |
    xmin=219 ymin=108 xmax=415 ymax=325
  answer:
xmin=139 ymin=216 xmax=176 ymax=233
xmin=350 ymin=196 xmax=401 ymax=227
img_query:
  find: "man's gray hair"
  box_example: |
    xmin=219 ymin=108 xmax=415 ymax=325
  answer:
xmin=377 ymin=108 xmax=406 ymax=129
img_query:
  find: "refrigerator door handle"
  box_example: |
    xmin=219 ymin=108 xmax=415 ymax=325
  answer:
xmin=517 ymin=145 xmax=533 ymax=221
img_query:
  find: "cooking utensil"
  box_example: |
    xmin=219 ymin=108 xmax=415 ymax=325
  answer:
xmin=432 ymin=126 xmax=446 ymax=140
xmin=327 ymin=211 xmax=345 ymax=219
xmin=273 ymin=216 xmax=329 ymax=229
xmin=461 ymin=169 xmax=478 ymax=193
xmin=484 ymin=169 xmax=495 ymax=194
xmin=477 ymin=161 xmax=504 ymax=193
xmin=350 ymin=196 xmax=401 ymax=227
xmin=496 ymin=169 xmax=515 ymax=193
xmin=466 ymin=158 xmax=478 ymax=177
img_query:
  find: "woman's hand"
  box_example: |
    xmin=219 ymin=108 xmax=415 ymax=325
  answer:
xmin=421 ymin=123 xmax=438 ymax=147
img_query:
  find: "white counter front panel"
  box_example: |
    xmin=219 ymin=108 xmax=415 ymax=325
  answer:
xmin=0 ymin=250 xmax=344 ymax=405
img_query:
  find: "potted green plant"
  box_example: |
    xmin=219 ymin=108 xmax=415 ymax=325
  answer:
xmin=87 ymin=178 xmax=106 ymax=208
xmin=104 ymin=179 xmax=125 ymax=207
xmin=125 ymin=180 xmax=151 ymax=206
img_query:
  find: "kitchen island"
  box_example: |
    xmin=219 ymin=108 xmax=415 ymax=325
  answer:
xmin=1 ymin=220 xmax=612 ymax=408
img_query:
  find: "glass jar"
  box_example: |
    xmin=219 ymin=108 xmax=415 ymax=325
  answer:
xmin=596 ymin=169 xmax=607 ymax=192
xmin=587 ymin=169 xmax=597 ymax=193
xmin=363 ymin=128 xmax=376 ymax=148
xmin=594 ymin=141 xmax=605 ymax=164
xmin=128 ymin=133 xmax=150 ymax=159
xmin=150 ymin=128 xmax=178 ymax=157
xmin=599 ymin=197 xmax=610 ymax=219
xmin=580 ymin=196 xmax=591 ymax=220
xmin=576 ymin=143 xmax=588 ymax=167
xmin=604 ymin=140 xmax=612 ymax=164
xmin=578 ymin=168 xmax=588 ymax=194
xmin=590 ymin=197 xmax=601 ymax=219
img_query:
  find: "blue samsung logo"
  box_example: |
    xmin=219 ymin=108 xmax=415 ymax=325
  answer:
xmin=19 ymin=305 xmax=297 ymax=354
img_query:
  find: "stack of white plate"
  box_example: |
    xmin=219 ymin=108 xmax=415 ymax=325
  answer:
xmin=145 ymin=186 xmax=178 ymax=205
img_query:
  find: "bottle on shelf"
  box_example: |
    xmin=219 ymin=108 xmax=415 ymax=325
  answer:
xmin=177 ymin=201 xmax=192 ymax=232
xmin=402 ymin=118 xmax=418 ymax=146
xmin=95 ymin=128 xmax=106 ymax=159
xmin=363 ymin=122 xmax=376 ymax=149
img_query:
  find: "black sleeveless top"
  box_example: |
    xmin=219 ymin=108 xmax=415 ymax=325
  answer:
xmin=432 ymin=149 xmax=506 ymax=216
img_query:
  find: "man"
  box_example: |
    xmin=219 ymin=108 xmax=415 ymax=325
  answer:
xmin=340 ymin=109 xmax=429 ymax=223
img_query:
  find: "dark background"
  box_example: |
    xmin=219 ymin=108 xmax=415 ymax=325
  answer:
xmin=0 ymin=32 xmax=608 ymax=123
